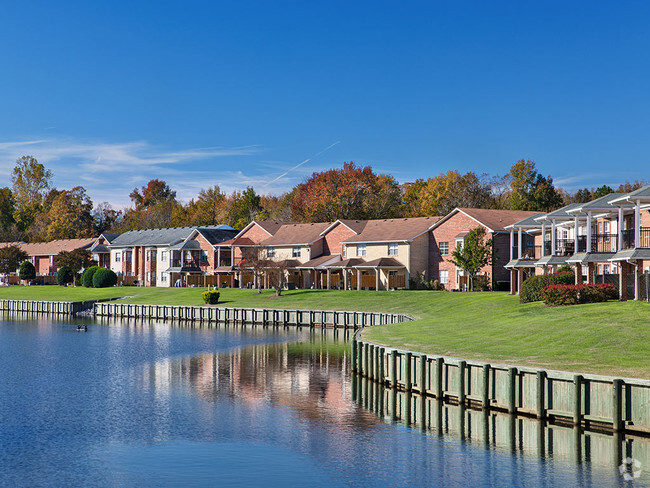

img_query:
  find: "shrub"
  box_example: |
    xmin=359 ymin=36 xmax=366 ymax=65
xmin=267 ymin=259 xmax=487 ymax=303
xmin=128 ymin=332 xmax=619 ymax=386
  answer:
xmin=474 ymin=275 xmax=491 ymax=291
xmin=81 ymin=266 xmax=100 ymax=288
xmin=520 ymin=271 xmax=575 ymax=303
xmin=202 ymin=290 xmax=220 ymax=304
xmin=541 ymin=283 xmax=617 ymax=306
xmin=92 ymin=268 xmax=117 ymax=288
xmin=19 ymin=261 xmax=36 ymax=281
xmin=56 ymin=266 xmax=74 ymax=286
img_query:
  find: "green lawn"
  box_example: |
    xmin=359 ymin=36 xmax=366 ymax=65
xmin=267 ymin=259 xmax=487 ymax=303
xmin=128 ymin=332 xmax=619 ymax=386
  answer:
xmin=1 ymin=285 xmax=649 ymax=378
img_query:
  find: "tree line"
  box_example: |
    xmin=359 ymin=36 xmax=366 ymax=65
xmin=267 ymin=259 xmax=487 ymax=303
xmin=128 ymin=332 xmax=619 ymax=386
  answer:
xmin=0 ymin=155 xmax=645 ymax=243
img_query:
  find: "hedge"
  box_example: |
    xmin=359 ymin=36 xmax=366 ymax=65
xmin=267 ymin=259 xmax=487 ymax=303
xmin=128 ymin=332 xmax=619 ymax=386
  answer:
xmin=92 ymin=268 xmax=117 ymax=288
xmin=541 ymin=283 xmax=618 ymax=306
xmin=81 ymin=266 xmax=100 ymax=288
xmin=519 ymin=271 xmax=574 ymax=303
xmin=202 ymin=290 xmax=220 ymax=304
xmin=56 ymin=266 xmax=74 ymax=286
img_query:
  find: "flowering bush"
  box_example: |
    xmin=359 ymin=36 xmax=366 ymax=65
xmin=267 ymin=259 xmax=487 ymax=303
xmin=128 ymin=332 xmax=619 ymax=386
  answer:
xmin=519 ymin=271 xmax=574 ymax=303
xmin=541 ymin=283 xmax=617 ymax=306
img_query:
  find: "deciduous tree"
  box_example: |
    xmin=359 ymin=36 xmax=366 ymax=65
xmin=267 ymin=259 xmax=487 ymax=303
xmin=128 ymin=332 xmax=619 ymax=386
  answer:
xmin=55 ymin=249 xmax=94 ymax=286
xmin=0 ymin=246 xmax=28 ymax=275
xmin=450 ymin=227 xmax=494 ymax=291
xmin=290 ymin=162 xmax=401 ymax=222
xmin=11 ymin=156 xmax=53 ymax=231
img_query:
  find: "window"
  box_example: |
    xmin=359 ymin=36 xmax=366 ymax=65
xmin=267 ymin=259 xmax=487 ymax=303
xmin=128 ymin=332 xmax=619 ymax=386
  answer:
xmin=161 ymin=272 xmax=167 ymax=282
xmin=267 ymin=247 xmax=276 ymax=258
xmin=125 ymin=251 xmax=132 ymax=262
xmin=604 ymin=264 xmax=610 ymax=274
xmin=357 ymin=244 xmax=366 ymax=257
xmin=161 ymin=251 xmax=167 ymax=261
xmin=201 ymin=250 xmax=208 ymax=261
xmin=439 ymin=242 xmax=449 ymax=256
xmin=388 ymin=242 xmax=398 ymax=256
xmin=115 ymin=253 xmax=121 ymax=263
xmin=455 ymin=239 xmax=464 ymax=251
xmin=292 ymin=246 xmax=301 ymax=258
xmin=439 ymin=270 xmax=449 ymax=284
xmin=342 ymin=245 xmax=347 ymax=258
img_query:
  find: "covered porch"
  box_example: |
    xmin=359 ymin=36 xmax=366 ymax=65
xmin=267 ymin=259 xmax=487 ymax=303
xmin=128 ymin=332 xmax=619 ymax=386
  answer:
xmin=350 ymin=257 xmax=409 ymax=291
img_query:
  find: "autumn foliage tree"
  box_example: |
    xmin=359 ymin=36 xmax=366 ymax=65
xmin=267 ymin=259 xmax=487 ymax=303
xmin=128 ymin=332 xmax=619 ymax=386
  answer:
xmin=290 ymin=162 xmax=401 ymax=222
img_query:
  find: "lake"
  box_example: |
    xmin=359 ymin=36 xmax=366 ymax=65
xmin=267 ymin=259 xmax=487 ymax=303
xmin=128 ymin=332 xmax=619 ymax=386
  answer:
xmin=0 ymin=315 xmax=647 ymax=487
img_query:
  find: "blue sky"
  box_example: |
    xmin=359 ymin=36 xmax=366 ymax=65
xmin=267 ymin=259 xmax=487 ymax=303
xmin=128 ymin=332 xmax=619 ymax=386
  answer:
xmin=0 ymin=1 xmax=649 ymax=208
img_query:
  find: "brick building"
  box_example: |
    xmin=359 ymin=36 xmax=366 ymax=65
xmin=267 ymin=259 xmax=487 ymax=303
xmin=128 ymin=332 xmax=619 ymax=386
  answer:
xmin=429 ymin=208 xmax=541 ymax=290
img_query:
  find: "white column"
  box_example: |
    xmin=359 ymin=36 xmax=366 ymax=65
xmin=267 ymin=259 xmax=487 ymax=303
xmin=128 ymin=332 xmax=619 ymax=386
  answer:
xmin=405 ymin=269 xmax=410 ymax=289
xmin=541 ymin=222 xmax=546 ymax=257
xmin=634 ymin=200 xmax=641 ymax=249
xmin=574 ymin=215 xmax=579 ymax=252
xmin=517 ymin=229 xmax=522 ymax=259
xmin=551 ymin=220 xmax=557 ymax=255
xmin=586 ymin=213 xmax=592 ymax=253
xmin=357 ymin=270 xmax=361 ymax=291
xmin=509 ymin=230 xmax=514 ymax=261
xmin=635 ymin=263 xmax=639 ymax=300
xmin=618 ymin=206 xmax=624 ymax=251
xmin=217 ymin=247 xmax=221 ymax=267
xmin=375 ymin=268 xmax=380 ymax=290
xmin=327 ymin=269 xmax=331 ymax=290
xmin=343 ymin=269 xmax=348 ymax=290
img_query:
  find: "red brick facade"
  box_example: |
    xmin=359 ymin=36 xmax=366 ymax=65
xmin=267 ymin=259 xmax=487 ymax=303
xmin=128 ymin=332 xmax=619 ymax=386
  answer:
xmin=323 ymin=223 xmax=356 ymax=256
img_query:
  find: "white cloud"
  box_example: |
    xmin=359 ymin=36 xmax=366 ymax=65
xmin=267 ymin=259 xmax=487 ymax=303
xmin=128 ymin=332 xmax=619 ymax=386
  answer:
xmin=0 ymin=137 xmax=343 ymax=209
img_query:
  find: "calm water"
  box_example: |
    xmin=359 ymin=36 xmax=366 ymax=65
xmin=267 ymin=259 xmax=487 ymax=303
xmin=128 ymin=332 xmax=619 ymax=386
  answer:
xmin=0 ymin=315 xmax=647 ymax=487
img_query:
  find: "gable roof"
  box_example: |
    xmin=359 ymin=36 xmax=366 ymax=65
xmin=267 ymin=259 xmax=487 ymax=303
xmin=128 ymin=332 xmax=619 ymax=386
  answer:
xmin=193 ymin=227 xmax=239 ymax=245
xmin=454 ymin=208 xmax=541 ymax=232
xmin=504 ymin=213 xmax=546 ymax=230
xmin=320 ymin=219 xmax=368 ymax=236
xmin=566 ymin=193 xmax=627 ymax=213
xmin=609 ymin=185 xmax=650 ymax=204
xmin=343 ymin=216 xmax=441 ymax=243
xmin=261 ymin=222 xmax=333 ymax=246
xmin=20 ymin=238 xmax=97 ymax=257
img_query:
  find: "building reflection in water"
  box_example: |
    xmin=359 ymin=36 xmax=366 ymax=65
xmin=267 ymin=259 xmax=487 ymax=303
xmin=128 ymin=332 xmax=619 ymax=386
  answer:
xmin=123 ymin=320 xmax=650 ymax=483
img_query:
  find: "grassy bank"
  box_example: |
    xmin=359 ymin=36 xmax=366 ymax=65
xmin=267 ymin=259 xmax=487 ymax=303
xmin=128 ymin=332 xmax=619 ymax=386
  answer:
xmin=1 ymin=286 xmax=648 ymax=378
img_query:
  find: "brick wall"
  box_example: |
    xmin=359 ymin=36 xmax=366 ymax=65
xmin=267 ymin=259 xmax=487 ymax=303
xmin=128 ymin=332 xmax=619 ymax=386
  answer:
xmin=430 ymin=212 xmax=498 ymax=290
xmin=323 ymin=223 xmax=356 ymax=255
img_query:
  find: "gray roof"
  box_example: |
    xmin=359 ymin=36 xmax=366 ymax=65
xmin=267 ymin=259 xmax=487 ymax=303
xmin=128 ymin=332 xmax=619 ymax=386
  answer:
xmin=535 ymin=255 xmax=569 ymax=267
xmin=609 ymin=185 xmax=650 ymax=204
xmin=109 ymin=225 xmax=235 ymax=248
xmin=195 ymin=227 xmax=239 ymax=245
xmin=609 ymin=248 xmax=650 ymax=261
xmin=535 ymin=203 xmax=582 ymax=221
xmin=505 ymin=258 xmax=538 ymax=269
xmin=566 ymin=193 xmax=627 ymax=213
xmin=101 ymin=233 xmax=120 ymax=243
xmin=566 ymin=252 xmax=615 ymax=264
xmin=504 ymin=213 xmax=546 ymax=230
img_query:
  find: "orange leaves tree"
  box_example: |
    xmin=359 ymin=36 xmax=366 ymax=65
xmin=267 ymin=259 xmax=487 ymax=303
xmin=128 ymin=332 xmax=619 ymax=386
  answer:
xmin=290 ymin=162 xmax=401 ymax=222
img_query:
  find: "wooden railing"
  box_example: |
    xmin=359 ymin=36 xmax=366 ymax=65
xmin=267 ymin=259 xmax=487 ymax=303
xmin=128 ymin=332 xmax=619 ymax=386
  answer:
xmin=353 ymin=338 xmax=650 ymax=436
xmin=361 ymin=274 xmax=376 ymax=288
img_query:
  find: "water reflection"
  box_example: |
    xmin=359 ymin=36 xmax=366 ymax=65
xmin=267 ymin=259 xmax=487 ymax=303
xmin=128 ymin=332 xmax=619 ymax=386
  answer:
xmin=352 ymin=376 xmax=650 ymax=484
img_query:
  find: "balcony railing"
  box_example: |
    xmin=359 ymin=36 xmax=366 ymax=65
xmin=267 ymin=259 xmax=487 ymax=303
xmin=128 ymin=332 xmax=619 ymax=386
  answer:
xmin=622 ymin=228 xmax=650 ymax=250
xmin=544 ymin=239 xmax=574 ymax=256
xmin=512 ymin=245 xmax=541 ymax=260
xmin=171 ymin=259 xmax=200 ymax=269
xmin=590 ymin=234 xmax=617 ymax=253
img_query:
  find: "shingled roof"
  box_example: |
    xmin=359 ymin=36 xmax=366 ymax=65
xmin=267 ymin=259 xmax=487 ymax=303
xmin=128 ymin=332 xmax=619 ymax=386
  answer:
xmin=343 ymin=216 xmax=440 ymax=243
xmin=261 ymin=222 xmax=333 ymax=246
xmin=435 ymin=208 xmax=541 ymax=233
xmin=20 ymin=238 xmax=97 ymax=256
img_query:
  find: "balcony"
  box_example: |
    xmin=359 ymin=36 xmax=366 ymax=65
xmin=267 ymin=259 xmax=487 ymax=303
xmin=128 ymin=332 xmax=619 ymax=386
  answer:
xmin=622 ymin=228 xmax=650 ymax=250
xmin=512 ymin=245 xmax=541 ymax=260
xmin=171 ymin=259 xmax=200 ymax=269
xmin=544 ymin=239 xmax=575 ymax=256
